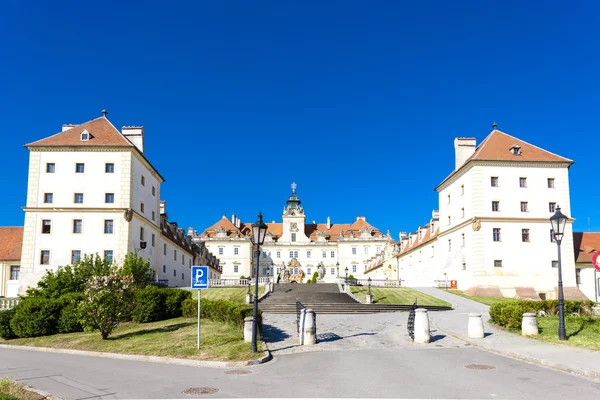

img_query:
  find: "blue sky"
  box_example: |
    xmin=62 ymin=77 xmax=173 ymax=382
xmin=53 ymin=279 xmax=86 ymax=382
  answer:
xmin=1 ymin=0 xmax=599 ymax=237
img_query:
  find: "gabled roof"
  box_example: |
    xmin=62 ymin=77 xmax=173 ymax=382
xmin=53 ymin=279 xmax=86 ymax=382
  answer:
xmin=573 ymin=232 xmax=600 ymax=264
xmin=0 ymin=227 xmax=24 ymax=261
xmin=201 ymin=216 xmax=246 ymax=239
xmin=436 ymin=129 xmax=573 ymax=191
xmin=26 ymin=116 xmax=133 ymax=147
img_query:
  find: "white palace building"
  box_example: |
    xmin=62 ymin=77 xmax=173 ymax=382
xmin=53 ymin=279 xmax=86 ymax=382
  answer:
xmin=367 ymin=126 xmax=594 ymax=301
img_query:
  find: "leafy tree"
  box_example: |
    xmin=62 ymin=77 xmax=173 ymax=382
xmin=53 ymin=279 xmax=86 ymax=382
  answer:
xmin=120 ymin=252 xmax=154 ymax=288
xmin=80 ymin=272 xmax=135 ymax=340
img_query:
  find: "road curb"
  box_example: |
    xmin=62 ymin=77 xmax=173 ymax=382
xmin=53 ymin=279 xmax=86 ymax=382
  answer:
xmin=431 ymin=320 xmax=600 ymax=381
xmin=0 ymin=343 xmax=272 ymax=369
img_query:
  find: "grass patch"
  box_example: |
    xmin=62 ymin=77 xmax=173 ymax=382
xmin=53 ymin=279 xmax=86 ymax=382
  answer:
xmin=447 ymin=290 xmax=517 ymax=306
xmin=0 ymin=317 xmax=262 ymax=362
xmin=536 ymin=316 xmax=600 ymax=350
xmin=189 ymin=287 xmax=265 ymax=303
xmin=350 ymin=287 xmax=451 ymax=306
xmin=0 ymin=378 xmax=45 ymax=400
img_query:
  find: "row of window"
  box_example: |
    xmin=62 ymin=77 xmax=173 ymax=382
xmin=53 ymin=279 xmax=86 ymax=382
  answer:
xmin=217 ymin=248 xmax=343 ymax=259
xmin=39 ymin=249 xmax=114 ymax=265
xmin=493 ymin=260 xmax=563 ymax=269
xmin=44 ymin=192 xmax=116 ymax=204
xmin=492 ymin=228 xmax=558 ymax=243
xmin=156 ymin=235 xmax=192 ymax=267
xmin=161 ymin=265 xmax=185 ymax=281
xmin=45 ymin=162 xmax=114 ymax=174
xmin=491 ymin=201 xmax=557 ymax=213
xmin=448 ymin=177 xmax=556 ymax=205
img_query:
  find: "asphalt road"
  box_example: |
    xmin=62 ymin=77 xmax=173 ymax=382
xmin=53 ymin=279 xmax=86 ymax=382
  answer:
xmin=1 ymin=345 xmax=600 ymax=399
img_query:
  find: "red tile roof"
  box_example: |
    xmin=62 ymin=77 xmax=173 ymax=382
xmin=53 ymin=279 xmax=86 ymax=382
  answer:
xmin=573 ymin=232 xmax=600 ymax=264
xmin=26 ymin=117 xmax=133 ymax=147
xmin=0 ymin=227 xmax=23 ymax=261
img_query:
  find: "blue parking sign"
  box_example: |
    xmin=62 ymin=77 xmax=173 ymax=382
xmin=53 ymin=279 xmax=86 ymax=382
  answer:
xmin=191 ymin=266 xmax=209 ymax=289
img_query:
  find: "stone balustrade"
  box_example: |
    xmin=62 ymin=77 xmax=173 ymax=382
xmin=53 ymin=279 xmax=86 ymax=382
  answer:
xmin=0 ymin=298 xmax=20 ymax=310
xmin=208 ymin=278 xmax=270 ymax=287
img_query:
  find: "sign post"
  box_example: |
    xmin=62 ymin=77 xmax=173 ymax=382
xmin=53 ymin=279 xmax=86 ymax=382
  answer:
xmin=191 ymin=266 xmax=209 ymax=350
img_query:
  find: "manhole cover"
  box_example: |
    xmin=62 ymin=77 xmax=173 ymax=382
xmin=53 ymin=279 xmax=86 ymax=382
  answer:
xmin=465 ymin=364 xmax=495 ymax=370
xmin=224 ymin=369 xmax=252 ymax=375
xmin=182 ymin=387 xmax=219 ymax=395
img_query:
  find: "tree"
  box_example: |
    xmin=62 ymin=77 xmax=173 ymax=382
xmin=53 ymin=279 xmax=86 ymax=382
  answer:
xmin=120 ymin=252 xmax=154 ymax=288
xmin=80 ymin=273 xmax=135 ymax=340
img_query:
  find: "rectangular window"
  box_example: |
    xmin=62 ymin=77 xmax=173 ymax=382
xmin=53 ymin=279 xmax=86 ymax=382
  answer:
xmin=293 ymin=250 xmax=299 ymax=258
xmin=141 ymin=175 xmax=146 ymax=186
xmin=234 ymin=265 xmax=239 ymax=273
xmin=44 ymin=193 xmax=53 ymax=203
xmin=322 ymin=251 xmax=327 ymax=258
xmin=447 ymin=216 xmax=451 ymax=226
xmin=46 ymin=163 xmax=55 ymax=173
xmin=376 ymin=246 xmax=381 ymax=254
xmin=71 ymin=250 xmax=81 ymax=264
xmin=448 ymin=239 xmax=451 ymax=251
xmin=105 ymin=193 xmax=115 ymax=203
xmin=493 ymin=228 xmax=501 ymax=242
xmin=549 ymin=202 xmax=556 ymax=212
xmin=352 ymin=265 xmax=357 ymax=273
xmin=42 ymin=219 xmax=51 ymax=234
xmin=520 ymin=202 xmax=528 ymax=212
xmin=276 ymin=250 xmax=280 ymax=258
xmin=140 ymin=203 xmax=145 ymax=213
xmin=163 ymin=265 xmax=166 ymax=273
xmin=104 ymin=219 xmax=114 ymax=234
xmin=262 ymin=267 xmax=267 ymax=275
xmin=182 ymin=273 xmax=185 ymax=280
xmin=10 ymin=265 xmax=20 ymax=280
xmin=307 ymin=268 xmax=312 ymax=275
xmin=461 ymin=208 xmax=465 ymax=218
xmin=352 ymin=247 xmax=357 ymax=255
xmin=73 ymin=219 xmax=82 ymax=233
xmin=364 ymin=246 xmax=369 ymax=255
xmin=75 ymin=163 xmax=85 ymax=173
xmin=163 ymin=244 xmax=167 ymax=255
xmin=152 ymin=186 xmax=156 ymax=196
xmin=152 ymin=233 xmax=155 ymax=247
xmin=522 ymin=229 xmax=530 ymax=242
xmin=234 ymin=247 xmax=239 ymax=255
xmin=291 ymin=232 xmax=296 ymax=242
xmin=462 ymin=233 xmax=465 ymax=247
xmin=152 ymin=211 xmax=155 ymax=221
xmin=74 ymin=193 xmax=84 ymax=203
xmin=40 ymin=250 xmax=50 ymax=265
xmin=331 ymin=251 xmax=335 ymax=258
xmin=105 ymin=163 xmax=114 ymax=173
xmin=494 ymin=260 xmax=503 ymax=268
xmin=140 ymin=227 xmax=145 ymax=241
xmin=174 ymin=249 xmax=177 ymax=261
xmin=552 ymin=260 xmax=558 ymax=268
xmin=182 ymin=254 xmax=185 ymax=265
xmin=218 ymin=247 xmax=223 ymax=255
xmin=548 ymin=178 xmax=555 ymax=188
xmin=492 ymin=201 xmax=500 ymax=212
xmin=491 ymin=177 xmax=499 ymax=187
xmin=307 ymin=250 xmax=311 ymax=258
xmin=104 ymin=250 xmax=114 ymax=263
xmin=331 ymin=268 xmax=335 ymax=275
xmin=519 ymin=177 xmax=527 ymax=187
xmin=576 ymin=268 xmax=581 ymax=285
xmin=174 ymin=269 xmax=176 ymax=277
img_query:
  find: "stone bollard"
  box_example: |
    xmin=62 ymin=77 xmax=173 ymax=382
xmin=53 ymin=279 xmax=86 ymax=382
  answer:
xmin=366 ymin=294 xmax=373 ymax=304
xmin=413 ymin=308 xmax=431 ymax=343
xmin=467 ymin=313 xmax=485 ymax=339
xmin=243 ymin=317 xmax=253 ymax=342
xmin=246 ymin=293 xmax=252 ymax=304
xmin=303 ymin=309 xmax=317 ymax=345
xmin=522 ymin=313 xmax=538 ymax=336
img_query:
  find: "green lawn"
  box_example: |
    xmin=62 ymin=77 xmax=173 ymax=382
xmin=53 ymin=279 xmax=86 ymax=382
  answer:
xmin=0 ymin=378 xmax=44 ymax=400
xmin=1 ymin=317 xmax=262 ymax=362
xmin=535 ymin=316 xmax=600 ymax=350
xmin=447 ymin=290 xmax=517 ymax=307
xmin=350 ymin=287 xmax=451 ymax=306
xmin=189 ymin=287 xmax=265 ymax=302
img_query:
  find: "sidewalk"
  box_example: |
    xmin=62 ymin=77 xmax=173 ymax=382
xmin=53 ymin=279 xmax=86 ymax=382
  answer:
xmin=417 ymin=287 xmax=600 ymax=380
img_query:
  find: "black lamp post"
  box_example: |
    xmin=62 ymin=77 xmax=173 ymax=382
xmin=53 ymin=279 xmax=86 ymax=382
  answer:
xmin=550 ymin=206 xmax=569 ymax=341
xmin=251 ymin=212 xmax=268 ymax=352
xmin=336 ymin=262 xmax=340 ymax=277
xmin=367 ymin=276 xmax=372 ymax=295
xmin=345 ymin=266 xmax=349 ymax=282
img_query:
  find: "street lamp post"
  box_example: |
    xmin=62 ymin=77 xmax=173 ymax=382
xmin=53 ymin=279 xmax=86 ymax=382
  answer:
xmin=345 ymin=266 xmax=349 ymax=282
xmin=251 ymin=212 xmax=268 ymax=353
xmin=368 ymin=276 xmax=372 ymax=295
xmin=336 ymin=262 xmax=339 ymax=278
xmin=550 ymin=206 xmax=569 ymax=341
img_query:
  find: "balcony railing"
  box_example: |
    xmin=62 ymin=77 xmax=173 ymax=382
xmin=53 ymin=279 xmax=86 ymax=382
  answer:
xmin=0 ymin=298 xmax=20 ymax=310
xmin=208 ymin=278 xmax=270 ymax=287
xmin=346 ymin=279 xmax=403 ymax=287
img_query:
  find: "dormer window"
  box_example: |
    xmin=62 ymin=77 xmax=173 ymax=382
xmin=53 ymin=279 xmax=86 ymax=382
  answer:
xmin=510 ymin=143 xmax=521 ymax=156
xmin=80 ymin=130 xmax=90 ymax=141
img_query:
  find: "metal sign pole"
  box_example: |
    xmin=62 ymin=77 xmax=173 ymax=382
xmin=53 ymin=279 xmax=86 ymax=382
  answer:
xmin=197 ymin=289 xmax=201 ymax=350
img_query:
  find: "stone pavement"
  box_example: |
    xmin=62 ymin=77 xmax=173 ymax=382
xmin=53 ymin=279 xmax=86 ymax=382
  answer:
xmin=416 ymin=287 xmax=600 ymax=380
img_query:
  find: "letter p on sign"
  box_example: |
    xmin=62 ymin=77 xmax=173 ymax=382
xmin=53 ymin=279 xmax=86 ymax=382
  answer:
xmin=191 ymin=266 xmax=209 ymax=289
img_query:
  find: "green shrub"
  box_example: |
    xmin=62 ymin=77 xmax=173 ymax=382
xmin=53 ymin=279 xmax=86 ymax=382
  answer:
xmin=181 ymin=298 xmax=261 ymax=329
xmin=132 ymin=285 xmax=165 ymax=323
xmin=10 ymin=297 xmax=63 ymax=338
xmin=164 ymin=288 xmax=191 ymax=319
xmin=57 ymin=292 xmax=84 ymax=333
xmin=0 ymin=309 xmax=17 ymax=340
xmin=489 ymin=299 xmax=597 ymax=329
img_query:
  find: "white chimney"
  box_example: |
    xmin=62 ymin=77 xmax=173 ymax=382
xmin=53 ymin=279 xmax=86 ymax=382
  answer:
xmin=122 ymin=126 xmax=145 ymax=153
xmin=62 ymin=124 xmax=78 ymax=132
xmin=327 ymin=216 xmax=331 ymax=229
xmin=432 ymin=210 xmax=440 ymax=219
xmin=356 ymin=216 xmax=366 ymax=222
xmin=188 ymin=227 xmax=194 ymax=237
xmin=454 ymin=138 xmax=476 ymax=170
xmin=231 ymin=214 xmax=237 ymax=227
xmin=160 ymin=200 xmax=166 ymax=215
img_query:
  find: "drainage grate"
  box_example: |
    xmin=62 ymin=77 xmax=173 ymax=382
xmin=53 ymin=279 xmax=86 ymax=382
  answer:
xmin=182 ymin=387 xmax=219 ymax=395
xmin=465 ymin=364 xmax=495 ymax=370
xmin=224 ymin=369 xmax=252 ymax=375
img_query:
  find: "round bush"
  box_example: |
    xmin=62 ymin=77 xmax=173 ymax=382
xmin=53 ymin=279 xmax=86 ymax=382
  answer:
xmin=0 ymin=308 xmax=17 ymax=339
xmin=10 ymin=297 xmax=63 ymax=338
xmin=132 ymin=285 xmax=165 ymax=323
xmin=57 ymin=293 xmax=84 ymax=333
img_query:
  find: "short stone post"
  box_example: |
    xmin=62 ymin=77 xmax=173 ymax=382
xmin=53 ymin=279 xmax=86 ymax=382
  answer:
xmin=303 ymin=309 xmax=317 ymax=345
xmin=521 ymin=313 xmax=538 ymax=336
xmin=243 ymin=317 xmax=253 ymax=342
xmin=366 ymin=294 xmax=373 ymax=304
xmin=413 ymin=308 xmax=431 ymax=343
xmin=245 ymin=293 xmax=252 ymax=304
xmin=467 ymin=313 xmax=485 ymax=338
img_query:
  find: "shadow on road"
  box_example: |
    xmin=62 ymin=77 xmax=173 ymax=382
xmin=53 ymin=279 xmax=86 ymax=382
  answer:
xmin=262 ymin=324 xmax=292 ymax=343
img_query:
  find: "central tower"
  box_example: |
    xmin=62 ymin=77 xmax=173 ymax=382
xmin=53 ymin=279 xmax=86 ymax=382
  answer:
xmin=281 ymin=183 xmax=308 ymax=243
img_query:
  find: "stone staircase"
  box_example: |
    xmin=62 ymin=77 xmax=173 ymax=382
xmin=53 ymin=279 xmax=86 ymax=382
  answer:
xmin=259 ymin=283 xmax=452 ymax=314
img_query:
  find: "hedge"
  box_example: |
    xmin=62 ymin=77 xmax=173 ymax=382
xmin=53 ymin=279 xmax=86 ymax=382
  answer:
xmin=58 ymin=292 xmax=85 ymax=333
xmin=182 ymin=298 xmax=261 ymax=329
xmin=490 ymin=299 xmax=596 ymax=329
xmin=0 ymin=308 xmax=17 ymax=340
xmin=9 ymin=297 xmax=64 ymax=338
xmin=132 ymin=286 xmax=191 ymax=323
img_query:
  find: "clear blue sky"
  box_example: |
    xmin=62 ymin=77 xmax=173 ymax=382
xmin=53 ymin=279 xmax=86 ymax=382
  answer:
xmin=1 ymin=0 xmax=599 ymax=237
